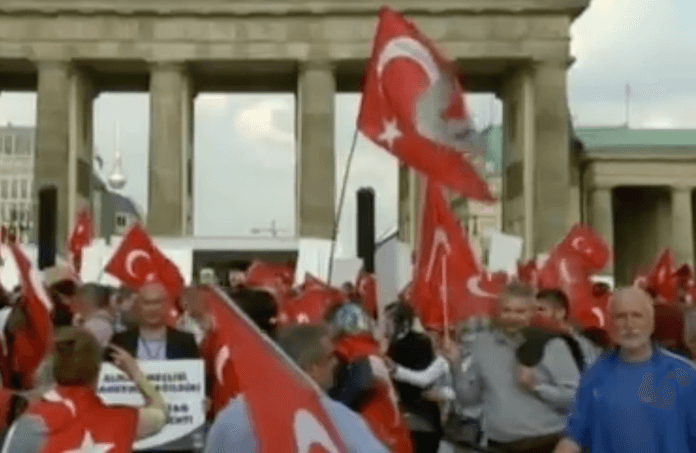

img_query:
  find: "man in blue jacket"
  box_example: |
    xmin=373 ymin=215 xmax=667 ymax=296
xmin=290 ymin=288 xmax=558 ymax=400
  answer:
xmin=554 ymin=286 xmax=696 ymax=453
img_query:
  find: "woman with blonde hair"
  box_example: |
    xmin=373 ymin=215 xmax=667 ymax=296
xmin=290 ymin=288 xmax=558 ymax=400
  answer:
xmin=1 ymin=327 xmax=167 ymax=453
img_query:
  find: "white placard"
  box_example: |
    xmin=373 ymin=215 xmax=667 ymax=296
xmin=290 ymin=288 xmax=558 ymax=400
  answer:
xmin=294 ymin=238 xmax=336 ymax=286
xmin=330 ymin=258 xmax=364 ymax=286
xmin=97 ymin=359 xmax=206 ymax=450
xmin=487 ymin=232 xmax=523 ymax=273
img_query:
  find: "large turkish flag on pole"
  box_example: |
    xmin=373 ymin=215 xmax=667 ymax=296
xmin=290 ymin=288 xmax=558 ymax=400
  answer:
xmin=410 ymin=181 xmax=485 ymax=330
xmin=200 ymin=286 xmax=347 ymax=453
xmin=358 ymin=6 xmax=493 ymax=201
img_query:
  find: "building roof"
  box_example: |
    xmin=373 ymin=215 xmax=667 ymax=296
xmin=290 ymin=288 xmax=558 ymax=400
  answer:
xmin=576 ymin=126 xmax=696 ymax=149
xmin=479 ymin=124 xmax=696 ymax=169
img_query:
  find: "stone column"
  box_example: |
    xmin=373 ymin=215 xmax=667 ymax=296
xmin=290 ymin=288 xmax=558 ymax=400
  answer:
xmin=296 ymin=61 xmax=335 ymax=239
xmin=34 ymin=61 xmax=71 ymax=253
xmin=589 ymin=186 xmax=614 ymax=276
xmin=147 ymin=63 xmax=192 ymax=236
xmin=532 ymin=60 xmax=570 ymax=253
xmin=68 ymin=70 xmax=96 ymax=229
xmin=672 ymin=186 xmax=694 ymax=266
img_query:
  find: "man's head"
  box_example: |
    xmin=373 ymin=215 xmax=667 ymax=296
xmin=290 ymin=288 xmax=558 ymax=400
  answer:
xmin=609 ymin=287 xmax=655 ymax=352
xmin=535 ymin=289 xmax=570 ymax=322
xmin=495 ymin=282 xmax=535 ymax=335
xmin=53 ymin=327 xmax=102 ymax=388
xmin=78 ymin=284 xmax=112 ymax=315
xmin=135 ymin=283 xmax=168 ymax=328
xmin=228 ymin=287 xmax=278 ymax=339
xmin=276 ymin=324 xmax=337 ymax=391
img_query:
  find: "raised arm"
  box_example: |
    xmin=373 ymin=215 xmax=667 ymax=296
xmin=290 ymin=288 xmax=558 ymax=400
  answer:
xmin=391 ymin=356 xmax=449 ymax=388
xmin=532 ymin=338 xmax=580 ymax=412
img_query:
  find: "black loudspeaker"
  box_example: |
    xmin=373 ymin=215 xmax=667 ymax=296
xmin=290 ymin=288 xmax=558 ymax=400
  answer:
xmin=356 ymin=188 xmax=376 ymax=273
xmin=37 ymin=186 xmax=58 ymax=270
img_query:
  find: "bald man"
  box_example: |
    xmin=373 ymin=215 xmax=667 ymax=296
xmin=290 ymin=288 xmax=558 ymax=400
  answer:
xmin=110 ymin=283 xmax=199 ymax=360
xmin=554 ymin=287 xmax=696 ymax=453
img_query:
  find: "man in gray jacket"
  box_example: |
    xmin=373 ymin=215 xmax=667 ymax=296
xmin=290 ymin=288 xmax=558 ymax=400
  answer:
xmin=451 ymin=282 xmax=581 ymax=453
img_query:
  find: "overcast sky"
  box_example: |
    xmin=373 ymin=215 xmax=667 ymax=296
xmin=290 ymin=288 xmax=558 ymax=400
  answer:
xmin=0 ymin=0 xmax=694 ymax=257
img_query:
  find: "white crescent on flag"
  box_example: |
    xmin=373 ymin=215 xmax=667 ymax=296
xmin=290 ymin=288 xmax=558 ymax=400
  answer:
xmin=591 ymin=307 xmax=606 ymax=328
xmin=466 ymin=275 xmax=498 ymax=299
xmin=125 ymin=249 xmax=151 ymax=279
xmin=215 ymin=345 xmax=230 ymax=386
xmin=293 ymin=409 xmax=341 ymax=453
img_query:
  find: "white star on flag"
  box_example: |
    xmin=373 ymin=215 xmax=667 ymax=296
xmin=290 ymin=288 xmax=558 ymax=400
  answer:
xmin=63 ymin=431 xmax=114 ymax=453
xmin=377 ymin=118 xmax=402 ymax=149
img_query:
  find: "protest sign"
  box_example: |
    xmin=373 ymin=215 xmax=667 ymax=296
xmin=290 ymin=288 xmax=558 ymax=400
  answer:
xmin=97 ymin=359 xmax=206 ymax=451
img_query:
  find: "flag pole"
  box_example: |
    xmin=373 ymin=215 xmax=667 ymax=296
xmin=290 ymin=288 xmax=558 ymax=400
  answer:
xmin=327 ymin=128 xmax=360 ymax=285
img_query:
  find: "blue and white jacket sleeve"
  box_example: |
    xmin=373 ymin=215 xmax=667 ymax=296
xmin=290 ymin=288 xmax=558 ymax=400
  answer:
xmin=563 ymin=371 xmax=594 ymax=450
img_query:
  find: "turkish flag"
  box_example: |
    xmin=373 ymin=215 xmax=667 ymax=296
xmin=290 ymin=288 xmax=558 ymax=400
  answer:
xmin=104 ymin=224 xmax=184 ymax=322
xmin=245 ymin=261 xmax=295 ymax=307
xmin=537 ymin=224 xmax=611 ymax=328
xmin=643 ymin=248 xmax=679 ymax=304
xmin=410 ymin=181 xmax=486 ymax=329
xmin=67 ymin=208 xmax=93 ymax=274
xmin=26 ymin=386 xmax=138 ymax=453
xmin=284 ymin=287 xmax=344 ymax=326
xmin=8 ymin=242 xmax=54 ymax=388
xmin=199 ymin=286 xmax=347 ymax=452
xmin=358 ymin=6 xmax=493 ymax=201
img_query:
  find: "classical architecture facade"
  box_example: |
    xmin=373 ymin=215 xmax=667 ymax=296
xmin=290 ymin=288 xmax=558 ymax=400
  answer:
xmin=581 ymin=127 xmax=696 ymax=285
xmin=0 ymin=0 xmax=588 ymax=255
xmin=472 ymin=125 xmax=696 ymax=284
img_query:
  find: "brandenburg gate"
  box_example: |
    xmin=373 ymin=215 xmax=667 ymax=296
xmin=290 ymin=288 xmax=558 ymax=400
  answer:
xmin=0 ymin=0 xmax=589 ymax=256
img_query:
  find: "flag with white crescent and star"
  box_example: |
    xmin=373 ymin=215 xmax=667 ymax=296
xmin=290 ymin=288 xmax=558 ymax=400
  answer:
xmin=199 ymin=286 xmax=347 ymax=453
xmin=104 ymin=223 xmax=184 ymax=323
xmin=410 ymin=181 xmax=495 ymax=330
xmin=358 ymin=6 xmax=493 ymax=201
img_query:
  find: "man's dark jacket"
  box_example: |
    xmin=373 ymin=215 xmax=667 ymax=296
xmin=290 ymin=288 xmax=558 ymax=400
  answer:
xmin=110 ymin=327 xmax=200 ymax=359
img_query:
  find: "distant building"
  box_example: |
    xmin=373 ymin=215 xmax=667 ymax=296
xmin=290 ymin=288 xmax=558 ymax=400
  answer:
xmin=0 ymin=125 xmax=34 ymax=243
xmin=477 ymin=124 xmax=696 ymax=284
xmin=0 ymin=125 xmax=141 ymax=243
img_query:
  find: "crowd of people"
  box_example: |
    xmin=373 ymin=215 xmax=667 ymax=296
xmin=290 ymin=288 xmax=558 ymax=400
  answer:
xmin=0 ymin=258 xmax=695 ymax=452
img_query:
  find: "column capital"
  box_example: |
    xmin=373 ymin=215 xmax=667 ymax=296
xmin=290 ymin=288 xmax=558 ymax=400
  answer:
xmin=672 ymin=184 xmax=693 ymax=193
xmin=298 ymin=59 xmax=335 ymax=73
xmin=148 ymin=61 xmax=188 ymax=73
xmin=34 ymin=60 xmax=71 ymax=72
xmin=531 ymin=58 xmax=569 ymax=70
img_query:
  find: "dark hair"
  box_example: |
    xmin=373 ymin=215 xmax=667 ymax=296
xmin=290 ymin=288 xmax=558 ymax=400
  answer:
xmin=53 ymin=327 xmax=102 ymax=386
xmin=536 ymin=289 xmax=570 ymax=318
xmin=227 ymin=287 xmax=278 ymax=339
xmin=276 ymin=324 xmax=331 ymax=371
xmin=47 ymin=287 xmax=74 ymax=327
xmin=386 ymin=301 xmax=415 ymax=327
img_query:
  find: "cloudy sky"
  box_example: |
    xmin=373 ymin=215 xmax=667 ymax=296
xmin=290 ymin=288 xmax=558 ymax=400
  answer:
xmin=0 ymin=0 xmax=694 ymax=257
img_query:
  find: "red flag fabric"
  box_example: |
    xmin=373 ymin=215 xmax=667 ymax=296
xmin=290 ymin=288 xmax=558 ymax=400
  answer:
xmin=537 ymin=224 xmax=611 ymax=328
xmin=358 ymin=6 xmax=493 ymax=201
xmin=245 ymin=261 xmax=295 ymax=308
xmin=284 ymin=287 xmax=344 ymax=325
xmin=199 ymin=286 xmax=347 ymax=453
xmin=645 ymin=248 xmax=679 ymax=304
xmin=104 ymin=224 xmax=184 ymax=323
xmin=8 ymin=242 xmax=54 ymax=388
xmin=410 ymin=181 xmax=485 ymax=329
xmin=517 ymin=258 xmax=539 ymax=288
xmin=67 ymin=209 xmax=93 ymax=274
xmin=26 ymin=386 xmax=138 ymax=453
xmin=356 ymin=269 xmax=378 ymax=319
xmin=194 ymin=289 xmax=241 ymax=417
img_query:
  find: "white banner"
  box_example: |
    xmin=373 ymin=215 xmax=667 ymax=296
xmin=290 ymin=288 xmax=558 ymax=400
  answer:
xmin=97 ymin=359 xmax=206 ymax=451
